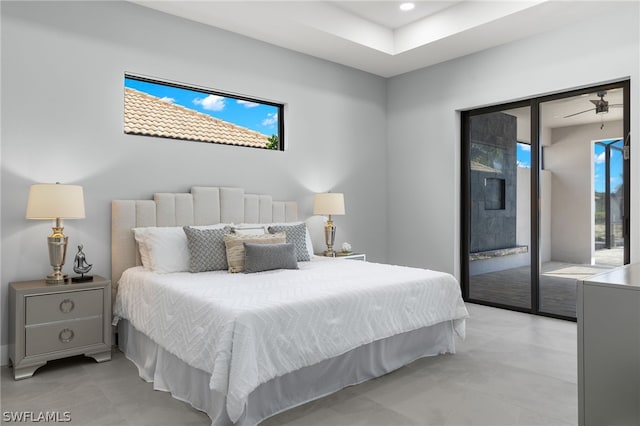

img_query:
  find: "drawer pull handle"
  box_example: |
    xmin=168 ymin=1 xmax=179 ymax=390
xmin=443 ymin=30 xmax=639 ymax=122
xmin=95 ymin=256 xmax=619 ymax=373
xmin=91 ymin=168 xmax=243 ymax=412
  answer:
xmin=59 ymin=328 xmax=75 ymax=343
xmin=59 ymin=299 xmax=75 ymax=313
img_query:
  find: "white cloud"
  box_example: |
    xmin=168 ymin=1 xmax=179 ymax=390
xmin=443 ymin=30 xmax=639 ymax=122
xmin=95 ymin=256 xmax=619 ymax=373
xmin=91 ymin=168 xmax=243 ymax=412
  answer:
xmin=517 ymin=161 xmax=530 ymax=168
xmin=595 ymin=152 xmax=606 ymax=164
xmin=519 ymin=143 xmax=531 ymax=151
xmin=160 ymin=97 xmax=175 ymax=103
xmin=262 ymin=112 xmax=278 ymax=127
xmin=237 ymin=100 xmax=260 ymax=108
xmin=193 ymin=95 xmax=225 ymax=111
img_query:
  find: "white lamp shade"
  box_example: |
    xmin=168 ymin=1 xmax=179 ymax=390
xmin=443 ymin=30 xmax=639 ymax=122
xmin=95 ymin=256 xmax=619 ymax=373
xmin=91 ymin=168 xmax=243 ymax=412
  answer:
xmin=313 ymin=193 xmax=345 ymax=216
xmin=26 ymin=183 xmax=86 ymax=219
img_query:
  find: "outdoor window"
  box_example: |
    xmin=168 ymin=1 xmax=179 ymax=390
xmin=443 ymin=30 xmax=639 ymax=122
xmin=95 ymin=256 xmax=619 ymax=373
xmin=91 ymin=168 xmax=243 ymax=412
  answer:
xmin=516 ymin=142 xmax=531 ymax=168
xmin=124 ymin=74 xmax=284 ymax=150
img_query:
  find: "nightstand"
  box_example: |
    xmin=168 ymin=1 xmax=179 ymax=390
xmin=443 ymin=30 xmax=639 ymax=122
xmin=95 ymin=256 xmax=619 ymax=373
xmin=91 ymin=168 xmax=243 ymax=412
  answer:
xmin=338 ymin=253 xmax=366 ymax=261
xmin=9 ymin=276 xmax=112 ymax=380
xmin=320 ymin=252 xmax=367 ymax=261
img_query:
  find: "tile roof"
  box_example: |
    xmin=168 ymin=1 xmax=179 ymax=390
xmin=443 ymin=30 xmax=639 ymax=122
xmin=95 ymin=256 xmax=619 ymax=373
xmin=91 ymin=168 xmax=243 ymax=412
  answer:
xmin=124 ymin=88 xmax=270 ymax=148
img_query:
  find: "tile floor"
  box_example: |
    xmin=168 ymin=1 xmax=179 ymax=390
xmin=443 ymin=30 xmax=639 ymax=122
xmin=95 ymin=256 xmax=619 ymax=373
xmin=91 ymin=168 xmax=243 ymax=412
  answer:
xmin=1 ymin=304 xmax=578 ymax=425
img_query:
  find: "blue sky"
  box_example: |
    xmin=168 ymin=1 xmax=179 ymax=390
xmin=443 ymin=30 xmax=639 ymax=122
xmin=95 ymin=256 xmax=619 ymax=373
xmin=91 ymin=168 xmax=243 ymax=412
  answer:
xmin=594 ymin=139 xmax=624 ymax=193
xmin=517 ymin=142 xmax=531 ymax=168
xmin=125 ymin=77 xmax=279 ymax=137
xmin=518 ymin=140 xmax=623 ymax=193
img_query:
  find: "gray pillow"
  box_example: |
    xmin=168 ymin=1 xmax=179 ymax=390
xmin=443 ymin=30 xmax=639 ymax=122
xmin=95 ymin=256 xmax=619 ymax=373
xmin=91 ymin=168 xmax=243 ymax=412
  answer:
xmin=268 ymin=223 xmax=310 ymax=261
xmin=243 ymin=242 xmax=298 ymax=273
xmin=183 ymin=226 xmax=230 ymax=272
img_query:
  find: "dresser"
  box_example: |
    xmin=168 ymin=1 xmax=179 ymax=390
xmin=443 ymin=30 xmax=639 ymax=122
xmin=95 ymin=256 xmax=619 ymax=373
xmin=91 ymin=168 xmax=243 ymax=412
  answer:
xmin=9 ymin=277 xmax=112 ymax=380
xmin=578 ymin=263 xmax=640 ymax=426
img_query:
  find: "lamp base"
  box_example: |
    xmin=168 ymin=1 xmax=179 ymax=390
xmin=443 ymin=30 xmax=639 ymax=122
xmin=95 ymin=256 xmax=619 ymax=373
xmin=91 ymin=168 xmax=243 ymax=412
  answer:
xmin=323 ymin=219 xmax=337 ymax=259
xmin=47 ymin=234 xmax=69 ymax=285
xmin=46 ymin=273 xmax=68 ymax=285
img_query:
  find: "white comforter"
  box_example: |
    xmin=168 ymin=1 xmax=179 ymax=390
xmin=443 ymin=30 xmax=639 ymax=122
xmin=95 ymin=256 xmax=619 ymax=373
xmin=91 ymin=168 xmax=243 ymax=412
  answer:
xmin=114 ymin=258 xmax=468 ymax=422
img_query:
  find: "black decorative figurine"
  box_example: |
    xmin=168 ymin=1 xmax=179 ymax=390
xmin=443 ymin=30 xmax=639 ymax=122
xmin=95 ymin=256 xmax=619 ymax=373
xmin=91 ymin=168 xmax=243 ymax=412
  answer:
xmin=71 ymin=244 xmax=93 ymax=283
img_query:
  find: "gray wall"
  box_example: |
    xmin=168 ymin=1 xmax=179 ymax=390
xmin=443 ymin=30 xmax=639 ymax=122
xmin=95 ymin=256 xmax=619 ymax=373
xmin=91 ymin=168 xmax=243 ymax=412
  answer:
xmin=546 ymin=121 xmax=624 ymax=264
xmin=0 ymin=2 xmax=388 ymax=353
xmin=387 ymin=3 xmax=639 ymax=276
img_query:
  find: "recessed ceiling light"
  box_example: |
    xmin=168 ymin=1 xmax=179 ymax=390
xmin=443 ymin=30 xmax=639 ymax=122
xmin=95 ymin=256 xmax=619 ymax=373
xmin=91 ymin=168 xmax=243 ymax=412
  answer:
xmin=399 ymin=2 xmax=415 ymax=12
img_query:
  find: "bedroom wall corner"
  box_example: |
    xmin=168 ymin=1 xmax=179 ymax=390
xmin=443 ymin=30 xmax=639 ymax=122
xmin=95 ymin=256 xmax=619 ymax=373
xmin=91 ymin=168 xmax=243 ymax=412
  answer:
xmin=0 ymin=1 xmax=388 ymax=352
xmin=386 ymin=2 xmax=640 ymax=279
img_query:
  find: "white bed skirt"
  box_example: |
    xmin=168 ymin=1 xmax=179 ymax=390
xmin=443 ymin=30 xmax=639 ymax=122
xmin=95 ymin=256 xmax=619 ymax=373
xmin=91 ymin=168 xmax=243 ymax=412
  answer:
xmin=118 ymin=319 xmax=456 ymax=426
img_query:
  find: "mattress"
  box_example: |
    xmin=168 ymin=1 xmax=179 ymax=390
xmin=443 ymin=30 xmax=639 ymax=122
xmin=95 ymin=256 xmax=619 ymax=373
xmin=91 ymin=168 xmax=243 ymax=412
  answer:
xmin=113 ymin=257 xmax=468 ymax=422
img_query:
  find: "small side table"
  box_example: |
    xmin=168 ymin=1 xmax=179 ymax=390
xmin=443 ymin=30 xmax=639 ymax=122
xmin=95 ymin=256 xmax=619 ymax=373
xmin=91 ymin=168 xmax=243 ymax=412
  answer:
xmin=337 ymin=252 xmax=366 ymax=261
xmin=9 ymin=276 xmax=112 ymax=380
xmin=318 ymin=252 xmax=367 ymax=261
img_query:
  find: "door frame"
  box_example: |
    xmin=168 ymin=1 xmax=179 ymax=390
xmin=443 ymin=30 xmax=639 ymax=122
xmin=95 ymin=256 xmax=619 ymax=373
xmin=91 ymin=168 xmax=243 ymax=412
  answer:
xmin=461 ymin=79 xmax=630 ymax=320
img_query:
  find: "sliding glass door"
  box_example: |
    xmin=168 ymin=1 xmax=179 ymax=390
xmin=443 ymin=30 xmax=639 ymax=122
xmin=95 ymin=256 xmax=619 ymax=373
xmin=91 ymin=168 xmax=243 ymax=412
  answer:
xmin=462 ymin=81 xmax=630 ymax=319
xmin=463 ymin=105 xmax=533 ymax=311
xmin=537 ymin=89 xmax=628 ymax=317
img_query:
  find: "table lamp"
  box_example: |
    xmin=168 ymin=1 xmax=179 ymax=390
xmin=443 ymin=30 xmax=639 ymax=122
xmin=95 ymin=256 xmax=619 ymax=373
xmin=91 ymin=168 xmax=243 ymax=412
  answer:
xmin=313 ymin=192 xmax=345 ymax=257
xmin=26 ymin=183 xmax=86 ymax=284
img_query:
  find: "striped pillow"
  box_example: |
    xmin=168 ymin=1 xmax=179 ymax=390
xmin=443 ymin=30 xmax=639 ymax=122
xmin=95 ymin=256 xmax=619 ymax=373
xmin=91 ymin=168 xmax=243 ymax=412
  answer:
xmin=223 ymin=232 xmax=286 ymax=273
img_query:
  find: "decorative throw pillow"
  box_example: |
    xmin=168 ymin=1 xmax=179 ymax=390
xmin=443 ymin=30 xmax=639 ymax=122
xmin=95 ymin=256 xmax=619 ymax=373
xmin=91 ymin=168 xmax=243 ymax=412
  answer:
xmin=223 ymin=232 xmax=286 ymax=273
xmin=268 ymin=223 xmax=311 ymax=261
xmin=183 ymin=226 xmax=231 ymax=272
xmin=243 ymin=243 xmax=298 ymax=273
xmin=240 ymin=222 xmax=314 ymax=258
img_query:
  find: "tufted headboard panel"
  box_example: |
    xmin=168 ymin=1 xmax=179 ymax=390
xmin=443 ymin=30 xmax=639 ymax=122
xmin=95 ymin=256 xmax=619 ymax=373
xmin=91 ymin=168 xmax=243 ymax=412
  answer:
xmin=111 ymin=186 xmax=298 ymax=291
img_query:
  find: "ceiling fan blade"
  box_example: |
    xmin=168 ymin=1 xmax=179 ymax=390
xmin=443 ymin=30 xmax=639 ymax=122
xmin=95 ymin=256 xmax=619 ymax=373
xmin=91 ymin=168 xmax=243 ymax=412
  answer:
xmin=563 ymin=108 xmax=594 ymax=118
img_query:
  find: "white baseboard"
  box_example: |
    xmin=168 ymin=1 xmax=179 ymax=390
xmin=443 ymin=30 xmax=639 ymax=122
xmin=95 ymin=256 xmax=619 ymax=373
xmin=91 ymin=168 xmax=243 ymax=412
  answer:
xmin=1 ymin=344 xmax=8 ymax=367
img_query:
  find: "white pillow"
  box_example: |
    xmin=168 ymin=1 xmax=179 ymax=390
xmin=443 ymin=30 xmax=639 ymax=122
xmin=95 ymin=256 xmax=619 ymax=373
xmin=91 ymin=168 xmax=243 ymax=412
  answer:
xmin=133 ymin=223 xmax=231 ymax=273
xmin=133 ymin=228 xmax=152 ymax=270
xmin=231 ymin=225 xmax=267 ymax=235
xmin=239 ymin=221 xmax=314 ymax=260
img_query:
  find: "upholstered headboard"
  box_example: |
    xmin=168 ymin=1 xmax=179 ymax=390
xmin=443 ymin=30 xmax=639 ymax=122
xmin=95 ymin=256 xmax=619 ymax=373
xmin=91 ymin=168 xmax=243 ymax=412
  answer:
xmin=111 ymin=186 xmax=298 ymax=290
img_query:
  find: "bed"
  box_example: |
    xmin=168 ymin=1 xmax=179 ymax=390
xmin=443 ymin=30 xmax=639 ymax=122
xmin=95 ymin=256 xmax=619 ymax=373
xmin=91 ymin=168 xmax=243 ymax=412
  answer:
xmin=111 ymin=186 xmax=468 ymax=425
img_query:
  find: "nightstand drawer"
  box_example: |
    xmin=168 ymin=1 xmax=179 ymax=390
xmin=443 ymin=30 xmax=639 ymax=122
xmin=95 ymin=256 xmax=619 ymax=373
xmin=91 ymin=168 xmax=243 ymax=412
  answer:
xmin=25 ymin=289 xmax=103 ymax=325
xmin=25 ymin=317 xmax=103 ymax=356
xmin=10 ymin=277 xmax=111 ymax=379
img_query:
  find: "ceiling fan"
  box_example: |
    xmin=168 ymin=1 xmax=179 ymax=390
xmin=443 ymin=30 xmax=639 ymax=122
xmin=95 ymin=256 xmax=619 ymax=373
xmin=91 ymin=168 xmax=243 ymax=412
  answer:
xmin=563 ymin=91 xmax=622 ymax=118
